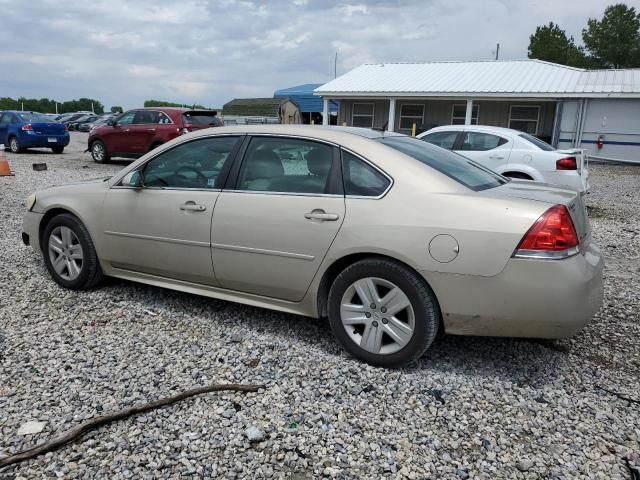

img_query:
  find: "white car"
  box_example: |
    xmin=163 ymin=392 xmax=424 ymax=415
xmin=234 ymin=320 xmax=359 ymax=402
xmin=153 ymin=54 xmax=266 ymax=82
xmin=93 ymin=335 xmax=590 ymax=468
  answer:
xmin=418 ymin=125 xmax=589 ymax=193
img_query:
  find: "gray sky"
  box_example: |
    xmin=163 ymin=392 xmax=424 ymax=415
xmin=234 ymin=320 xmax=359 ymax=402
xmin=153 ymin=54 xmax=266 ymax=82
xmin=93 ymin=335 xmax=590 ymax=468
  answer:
xmin=0 ymin=0 xmax=617 ymax=110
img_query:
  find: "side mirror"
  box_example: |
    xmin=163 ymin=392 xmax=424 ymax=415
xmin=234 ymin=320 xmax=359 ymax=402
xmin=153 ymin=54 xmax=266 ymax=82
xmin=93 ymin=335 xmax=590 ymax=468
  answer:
xmin=121 ymin=170 xmax=143 ymax=188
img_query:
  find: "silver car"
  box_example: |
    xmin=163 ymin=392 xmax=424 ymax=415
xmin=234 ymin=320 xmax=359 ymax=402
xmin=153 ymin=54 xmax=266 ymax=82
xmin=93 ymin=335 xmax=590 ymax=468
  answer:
xmin=22 ymin=126 xmax=604 ymax=367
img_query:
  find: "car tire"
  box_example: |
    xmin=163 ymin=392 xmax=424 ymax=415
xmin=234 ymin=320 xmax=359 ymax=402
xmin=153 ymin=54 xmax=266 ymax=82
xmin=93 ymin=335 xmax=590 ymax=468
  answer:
xmin=328 ymin=258 xmax=439 ymax=368
xmin=504 ymin=172 xmax=533 ymax=180
xmin=8 ymin=136 xmax=22 ymax=153
xmin=42 ymin=213 xmax=103 ymax=290
xmin=91 ymin=140 xmax=110 ymax=163
xmin=51 ymin=146 xmax=64 ymax=154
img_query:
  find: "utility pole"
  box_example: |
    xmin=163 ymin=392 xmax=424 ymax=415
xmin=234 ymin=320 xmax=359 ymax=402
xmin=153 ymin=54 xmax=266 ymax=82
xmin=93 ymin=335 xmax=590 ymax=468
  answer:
xmin=55 ymin=103 xmax=58 ymax=114
xmin=91 ymin=102 xmax=94 ymax=113
xmin=334 ymin=51 xmax=338 ymax=78
xmin=495 ymin=43 xmax=500 ymax=61
xmin=21 ymin=102 xmax=24 ymax=112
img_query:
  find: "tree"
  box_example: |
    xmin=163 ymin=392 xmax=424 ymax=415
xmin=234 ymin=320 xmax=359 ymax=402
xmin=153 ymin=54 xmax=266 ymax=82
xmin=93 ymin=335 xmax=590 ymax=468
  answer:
xmin=144 ymin=99 xmax=207 ymax=109
xmin=528 ymin=22 xmax=588 ymax=67
xmin=582 ymin=3 xmax=640 ymax=68
xmin=111 ymin=106 xmax=123 ymax=113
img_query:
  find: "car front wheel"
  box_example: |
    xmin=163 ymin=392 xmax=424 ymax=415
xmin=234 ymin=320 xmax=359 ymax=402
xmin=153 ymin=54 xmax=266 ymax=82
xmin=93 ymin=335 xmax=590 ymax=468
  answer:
xmin=91 ymin=140 xmax=110 ymax=163
xmin=328 ymin=258 xmax=439 ymax=367
xmin=42 ymin=213 xmax=103 ymax=290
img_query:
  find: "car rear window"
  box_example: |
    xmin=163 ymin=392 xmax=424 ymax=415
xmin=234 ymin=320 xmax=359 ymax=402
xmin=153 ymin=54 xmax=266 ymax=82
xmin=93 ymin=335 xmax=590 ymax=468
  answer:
xmin=378 ymin=136 xmax=507 ymax=191
xmin=183 ymin=111 xmax=222 ymax=126
xmin=518 ymin=133 xmax=555 ymax=151
xmin=17 ymin=113 xmax=56 ymax=123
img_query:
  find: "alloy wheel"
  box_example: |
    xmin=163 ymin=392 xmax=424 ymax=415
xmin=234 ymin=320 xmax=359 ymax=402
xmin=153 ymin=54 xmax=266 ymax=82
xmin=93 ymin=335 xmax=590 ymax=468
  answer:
xmin=48 ymin=226 xmax=84 ymax=281
xmin=92 ymin=142 xmax=104 ymax=161
xmin=10 ymin=138 xmax=19 ymax=153
xmin=340 ymin=277 xmax=415 ymax=355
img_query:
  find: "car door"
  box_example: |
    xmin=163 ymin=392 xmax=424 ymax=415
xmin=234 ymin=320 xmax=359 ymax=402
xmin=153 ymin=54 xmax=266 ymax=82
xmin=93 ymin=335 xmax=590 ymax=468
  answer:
xmin=105 ymin=110 xmax=137 ymax=154
xmin=0 ymin=113 xmax=9 ymax=144
xmin=455 ymin=131 xmax=512 ymax=170
xmin=100 ymin=135 xmax=243 ymax=285
xmin=128 ymin=110 xmax=160 ymax=153
xmin=211 ymin=135 xmax=345 ymax=302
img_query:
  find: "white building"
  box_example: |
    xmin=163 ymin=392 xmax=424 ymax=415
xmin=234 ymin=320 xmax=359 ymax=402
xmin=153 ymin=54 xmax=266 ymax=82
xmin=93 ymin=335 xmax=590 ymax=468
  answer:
xmin=315 ymin=59 xmax=640 ymax=163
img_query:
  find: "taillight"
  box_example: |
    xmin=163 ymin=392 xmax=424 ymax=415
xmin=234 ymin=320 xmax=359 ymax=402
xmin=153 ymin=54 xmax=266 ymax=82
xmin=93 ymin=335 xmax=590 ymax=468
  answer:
xmin=513 ymin=205 xmax=579 ymax=259
xmin=556 ymin=157 xmax=577 ymax=170
xmin=64 ymin=124 xmax=69 ymax=131
xmin=21 ymin=124 xmax=33 ymax=131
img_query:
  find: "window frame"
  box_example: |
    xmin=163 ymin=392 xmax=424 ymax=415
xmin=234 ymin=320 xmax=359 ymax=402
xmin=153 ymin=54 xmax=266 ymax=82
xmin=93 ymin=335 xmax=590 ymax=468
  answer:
xmin=227 ymin=134 xmax=344 ymax=197
xmin=457 ymin=131 xmax=509 ymax=152
xmin=398 ymin=104 xmax=425 ymax=132
xmin=451 ymin=104 xmax=479 ymax=125
xmin=420 ymin=130 xmax=462 ymax=150
xmin=115 ymin=110 xmax=137 ymax=126
xmin=508 ymin=105 xmax=540 ymax=135
xmin=351 ymin=103 xmax=375 ymax=128
xmin=113 ymin=134 xmax=245 ymax=191
xmin=340 ymin=147 xmax=394 ymax=200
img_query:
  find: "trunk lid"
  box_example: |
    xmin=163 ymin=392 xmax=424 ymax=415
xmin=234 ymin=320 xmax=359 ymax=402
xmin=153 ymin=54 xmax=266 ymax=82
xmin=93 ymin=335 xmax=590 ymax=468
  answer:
xmin=484 ymin=180 xmax=590 ymax=243
xmin=31 ymin=122 xmax=66 ymax=135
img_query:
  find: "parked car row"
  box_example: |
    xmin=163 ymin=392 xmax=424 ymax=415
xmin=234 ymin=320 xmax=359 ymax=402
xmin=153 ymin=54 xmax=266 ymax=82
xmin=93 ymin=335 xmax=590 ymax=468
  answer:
xmin=0 ymin=110 xmax=69 ymax=153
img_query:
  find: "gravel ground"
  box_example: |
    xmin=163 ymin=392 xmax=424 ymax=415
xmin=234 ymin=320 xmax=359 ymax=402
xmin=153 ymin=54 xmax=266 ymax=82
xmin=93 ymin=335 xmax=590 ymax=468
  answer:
xmin=1 ymin=133 xmax=639 ymax=479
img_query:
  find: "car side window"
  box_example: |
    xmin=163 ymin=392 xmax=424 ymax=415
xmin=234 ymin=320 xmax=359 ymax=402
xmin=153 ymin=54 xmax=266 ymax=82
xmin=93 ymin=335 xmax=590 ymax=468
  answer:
xmin=133 ymin=110 xmax=160 ymax=124
xmin=157 ymin=112 xmax=172 ymax=124
xmin=117 ymin=111 xmax=136 ymax=126
xmin=342 ymin=151 xmax=390 ymax=197
xmin=142 ymin=136 xmax=241 ymax=189
xmin=459 ymin=132 xmax=508 ymax=151
xmin=0 ymin=114 xmax=7 ymax=125
xmin=237 ymin=137 xmax=333 ymax=194
xmin=421 ymin=131 xmax=459 ymax=150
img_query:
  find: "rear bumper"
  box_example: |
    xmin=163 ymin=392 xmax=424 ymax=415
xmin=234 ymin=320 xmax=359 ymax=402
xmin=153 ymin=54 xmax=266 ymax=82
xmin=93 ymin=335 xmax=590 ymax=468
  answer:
xmin=422 ymin=241 xmax=604 ymax=338
xmin=544 ymin=170 xmax=589 ymax=193
xmin=22 ymin=211 xmax=44 ymax=255
xmin=19 ymin=132 xmax=70 ymax=148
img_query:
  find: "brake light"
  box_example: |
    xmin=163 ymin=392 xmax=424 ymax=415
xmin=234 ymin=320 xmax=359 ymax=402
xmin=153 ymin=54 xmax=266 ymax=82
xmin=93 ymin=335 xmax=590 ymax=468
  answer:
xmin=514 ymin=205 xmax=579 ymax=258
xmin=556 ymin=157 xmax=577 ymax=170
xmin=21 ymin=124 xmax=33 ymax=131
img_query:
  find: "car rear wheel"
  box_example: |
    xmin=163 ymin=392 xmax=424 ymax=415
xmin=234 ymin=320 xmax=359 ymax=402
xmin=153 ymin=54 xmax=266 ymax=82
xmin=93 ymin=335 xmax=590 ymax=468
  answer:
xmin=51 ymin=146 xmax=64 ymax=154
xmin=42 ymin=213 xmax=103 ymax=290
xmin=91 ymin=140 xmax=110 ymax=163
xmin=9 ymin=136 xmax=22 ymax=153
xmin=328 ymin=258 xmax=439 ymax=367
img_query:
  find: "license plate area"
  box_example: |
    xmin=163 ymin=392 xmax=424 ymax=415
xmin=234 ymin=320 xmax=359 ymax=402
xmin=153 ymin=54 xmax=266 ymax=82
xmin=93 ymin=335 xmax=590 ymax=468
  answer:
xmin=48 ymin=137 xmax=57 ymax=143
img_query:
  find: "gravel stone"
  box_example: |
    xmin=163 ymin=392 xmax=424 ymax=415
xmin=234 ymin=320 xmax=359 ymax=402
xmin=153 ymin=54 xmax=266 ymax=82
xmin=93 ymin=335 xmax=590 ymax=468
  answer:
xmin=0 ymin=137 xmax=639 ymax=478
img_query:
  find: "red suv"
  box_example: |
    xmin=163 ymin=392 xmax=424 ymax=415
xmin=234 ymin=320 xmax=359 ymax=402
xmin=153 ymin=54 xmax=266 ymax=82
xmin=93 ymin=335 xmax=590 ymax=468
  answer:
xmin=88 ymin=107 xmax=222 ymax=163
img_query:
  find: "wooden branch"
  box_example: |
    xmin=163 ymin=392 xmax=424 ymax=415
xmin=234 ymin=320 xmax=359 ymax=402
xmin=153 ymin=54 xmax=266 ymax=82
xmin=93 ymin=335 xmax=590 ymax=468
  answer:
xmin=596 ymin=385 xmax=640 ymax=405
xmin=0 ymin=383 xmax=264 ymax=468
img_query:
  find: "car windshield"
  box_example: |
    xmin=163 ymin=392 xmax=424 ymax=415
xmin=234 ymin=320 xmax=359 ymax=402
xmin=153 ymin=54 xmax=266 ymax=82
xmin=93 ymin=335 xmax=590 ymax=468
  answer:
xmin=17 ymin=113 xmax=55 ymax=123
xmin=183 ymin=111 xmax=222 ymax=126
xmin=518 ymin=133 xmax=555 ymax=151
xmin=378 ymin=136 xmax=508 ymax=191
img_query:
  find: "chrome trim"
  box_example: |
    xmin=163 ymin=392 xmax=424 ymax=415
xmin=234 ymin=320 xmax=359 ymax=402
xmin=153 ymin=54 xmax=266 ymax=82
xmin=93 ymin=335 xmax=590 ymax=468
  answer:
xmin=341 ymin=147 xmax=394 ymax=200
xmin=223 ymin=190 xmax=343 ymax=198
xmin=212 ymin=243 xmax=315 ymax=261
xmin=104 ymin=231 xmax=210 ymax=247
xmin=111 ymin=185 xmax=222 ymax=193
xmin=512 ymin=246 xmax=580 ymax=260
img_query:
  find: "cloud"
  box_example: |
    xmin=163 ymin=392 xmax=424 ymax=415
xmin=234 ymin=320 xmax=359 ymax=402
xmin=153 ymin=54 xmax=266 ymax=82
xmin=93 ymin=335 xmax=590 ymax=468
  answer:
xmin=0 ymin=0 xmax=613 ymax=110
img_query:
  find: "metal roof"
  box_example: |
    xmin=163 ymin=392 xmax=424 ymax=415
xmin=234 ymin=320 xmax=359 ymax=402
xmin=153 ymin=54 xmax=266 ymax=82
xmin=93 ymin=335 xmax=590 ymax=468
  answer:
xmin=274 ymin=83 xmax=338 ymax=113
xmin=314 ymin=60 xmax=640 ymax=98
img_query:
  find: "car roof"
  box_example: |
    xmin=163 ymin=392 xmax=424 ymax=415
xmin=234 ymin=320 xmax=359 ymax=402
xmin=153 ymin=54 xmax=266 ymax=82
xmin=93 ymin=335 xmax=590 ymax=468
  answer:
xmin=186 ymin=124 xmax=407 ymax=142
xmin=427 ymin=124 xmax=521 ymax=136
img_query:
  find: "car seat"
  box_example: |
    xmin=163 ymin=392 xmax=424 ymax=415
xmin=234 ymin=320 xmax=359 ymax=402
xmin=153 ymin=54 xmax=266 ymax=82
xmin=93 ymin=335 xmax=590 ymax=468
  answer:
xmin=242 ymin=149 xmax=284 ymax=191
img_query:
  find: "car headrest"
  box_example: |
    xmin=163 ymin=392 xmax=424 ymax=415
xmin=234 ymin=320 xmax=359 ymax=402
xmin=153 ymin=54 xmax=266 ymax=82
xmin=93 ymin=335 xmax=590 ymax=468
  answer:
xmin=246 ymin=149 xmax=283 ymax=180
xmin=306 ymin=148 xmax=332 ymax=177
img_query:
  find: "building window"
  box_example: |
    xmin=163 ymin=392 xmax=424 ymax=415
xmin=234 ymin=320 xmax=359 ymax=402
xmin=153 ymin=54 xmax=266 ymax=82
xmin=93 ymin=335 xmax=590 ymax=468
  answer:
xmin=509 ymin=105 xmax=540 ymax=135
xmin=399 ymin=104 xmax=425 ymax=131
xmin=352 ymin=103 xmax=374 ymax=128
xmin=451 ymin=104 xmax=479 ymax=125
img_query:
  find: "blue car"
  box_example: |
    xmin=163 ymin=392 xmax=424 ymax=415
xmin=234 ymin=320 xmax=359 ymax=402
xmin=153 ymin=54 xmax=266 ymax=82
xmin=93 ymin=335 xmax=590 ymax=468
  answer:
xmin=0 ymin=111 xmax=70 ymax=153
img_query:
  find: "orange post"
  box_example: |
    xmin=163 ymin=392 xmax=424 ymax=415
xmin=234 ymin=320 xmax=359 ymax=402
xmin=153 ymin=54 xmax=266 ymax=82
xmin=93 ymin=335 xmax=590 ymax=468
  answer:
xmin=0 ymin=144 xmax=14 ymax=176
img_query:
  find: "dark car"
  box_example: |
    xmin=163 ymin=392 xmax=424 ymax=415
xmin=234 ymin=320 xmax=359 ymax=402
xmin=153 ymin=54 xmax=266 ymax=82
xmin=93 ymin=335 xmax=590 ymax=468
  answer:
xmin=87 ymin=107 xmax=223 ymax=163
xmin=78 ymin=115 xmax=116 ymax=133
xmin=67 ymin=114 xmax=100 ymax=131
xmin=0 ymin=111 xmax=69 ymax=153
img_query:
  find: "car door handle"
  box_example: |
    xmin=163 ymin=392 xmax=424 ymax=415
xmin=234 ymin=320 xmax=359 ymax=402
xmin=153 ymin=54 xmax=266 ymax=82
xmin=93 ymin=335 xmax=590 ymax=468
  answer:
xmin=304 ymin=211 xmax=339 ymax=221
xmin=147 ymin=128 xmax=156 ymax=132
xmin=180 ymin=202 xmax=206 ymax=212
xmin=489 ymin=155 xmax=505 ymax=160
